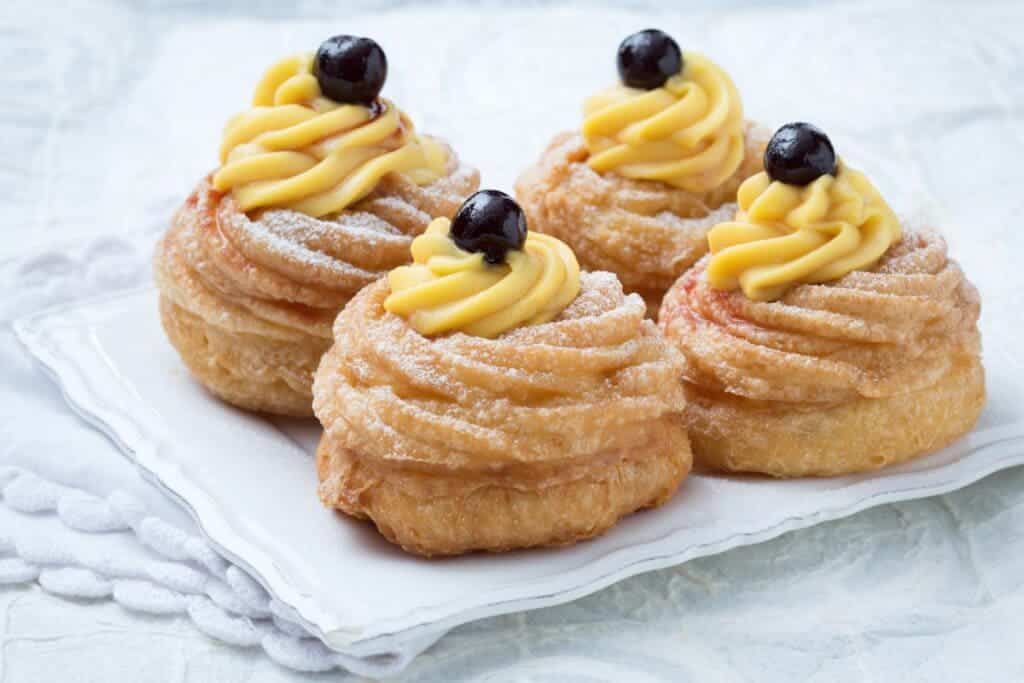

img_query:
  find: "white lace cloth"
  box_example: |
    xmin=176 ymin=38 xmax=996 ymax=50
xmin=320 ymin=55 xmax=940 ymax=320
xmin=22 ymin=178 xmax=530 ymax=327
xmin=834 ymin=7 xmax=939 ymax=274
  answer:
xmin=0 ymin=228 xmax=434 ymax=676
xmin=5 ymin=2 xmax=1024 ymax=680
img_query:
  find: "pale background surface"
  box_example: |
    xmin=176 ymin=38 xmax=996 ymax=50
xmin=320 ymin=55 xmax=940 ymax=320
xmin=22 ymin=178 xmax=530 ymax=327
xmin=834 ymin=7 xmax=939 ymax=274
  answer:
xmin=3 ymin=0 xmax=1024 ymax=681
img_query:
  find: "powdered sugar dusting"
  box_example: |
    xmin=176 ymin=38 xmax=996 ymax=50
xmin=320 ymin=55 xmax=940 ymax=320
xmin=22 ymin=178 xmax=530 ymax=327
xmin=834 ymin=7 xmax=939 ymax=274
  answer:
xmin=654 ymin=203 xmax=735 ymax=233
xmin=227 ymin=209 xmax=378 ymax=279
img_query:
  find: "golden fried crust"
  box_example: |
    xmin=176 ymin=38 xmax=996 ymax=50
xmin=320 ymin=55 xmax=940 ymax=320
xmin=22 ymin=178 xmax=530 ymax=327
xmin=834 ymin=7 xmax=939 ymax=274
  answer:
xmin=159 ymin=296 xmax=324 ymax=416
xmin=685 ymin=356 xmax=985 ymax=477
xmin=658 ymin=228 xmax=986 ymax=477
xmin=313 ymin=272 xmax=692 ymax=556
xmin=316 ymin=430 xmax=690 ymax=557
xmin=515 ymin=125 xmax=768 ymax=315
xmin=154 ymin=144 xmax=479 ymax=416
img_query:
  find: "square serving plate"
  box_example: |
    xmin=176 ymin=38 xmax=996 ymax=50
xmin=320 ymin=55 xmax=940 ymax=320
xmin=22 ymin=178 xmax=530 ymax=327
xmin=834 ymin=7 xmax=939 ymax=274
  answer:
xmin=14 ymin=287 xmax=1024 ymax=659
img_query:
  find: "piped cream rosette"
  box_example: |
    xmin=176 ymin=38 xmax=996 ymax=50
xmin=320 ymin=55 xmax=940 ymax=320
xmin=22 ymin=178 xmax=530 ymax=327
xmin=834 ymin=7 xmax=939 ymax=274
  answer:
xmin=212 ymin=53 xmax=448 ymax=217
xmin=517 ymin=50 xmax=767 ymax=315
xmin=706 ymin=161 xmax=901 ymax=301
xmin=384 ymin=218 xmax=581 ymax=338
xmin=582 ymin=52 xmax=746 ymax=193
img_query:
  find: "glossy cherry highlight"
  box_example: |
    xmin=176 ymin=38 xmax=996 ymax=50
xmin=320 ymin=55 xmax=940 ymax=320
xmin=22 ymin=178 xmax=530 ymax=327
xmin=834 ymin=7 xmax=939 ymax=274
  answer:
xmin=450 ymin=190 xmax=528 ymax=265
xmin=764 ymin=122 xmax=838 ymax=186
xmin=617 ymin=29 xmax=683 ymax=90
xmin=313 ymin=35 xmax=387 ymax=105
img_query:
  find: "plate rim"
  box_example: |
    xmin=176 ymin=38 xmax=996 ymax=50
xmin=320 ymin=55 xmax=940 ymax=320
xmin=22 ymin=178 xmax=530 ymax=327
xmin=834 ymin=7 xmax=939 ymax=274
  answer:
xmin=14 ymin=287 xmax=1024 ymax=657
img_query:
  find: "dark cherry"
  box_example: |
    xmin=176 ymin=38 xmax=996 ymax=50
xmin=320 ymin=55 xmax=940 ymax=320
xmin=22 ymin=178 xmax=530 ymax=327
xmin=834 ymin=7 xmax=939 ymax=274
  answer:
xmin=617 ymin=29 xmax=683 ymax=90
xmin=313 ymin=35 xmax=387 ymax=105
xmin=764 ymin=122 xmax=837 ymax=186
xmin=450 ymin=190 xmax=528 ymax=265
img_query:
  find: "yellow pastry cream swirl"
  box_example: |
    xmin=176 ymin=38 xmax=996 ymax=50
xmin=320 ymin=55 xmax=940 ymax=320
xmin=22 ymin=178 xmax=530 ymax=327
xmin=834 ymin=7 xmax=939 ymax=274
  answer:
xmin=212 ymin=53 xmax=448 ymax=217
xmin=706 ymin=161 xmax=901 ymax=301
xmin=581 ymin=52 xmax=745 ymax=193
xmin=384 ymin=218 xmax=581 ymax=338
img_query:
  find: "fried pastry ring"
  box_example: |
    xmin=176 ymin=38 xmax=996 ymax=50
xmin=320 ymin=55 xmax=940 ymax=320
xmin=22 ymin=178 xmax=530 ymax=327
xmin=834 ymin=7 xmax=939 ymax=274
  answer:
xmin=313 ymin=272 xmax=692 ymax=556
xmin=154 ymin=148 xmax=479 ymax=416
xmin=515 ymin=126 xmax=768 ymax=316
xmin=658 ymin=228 xmax=985 ymax=477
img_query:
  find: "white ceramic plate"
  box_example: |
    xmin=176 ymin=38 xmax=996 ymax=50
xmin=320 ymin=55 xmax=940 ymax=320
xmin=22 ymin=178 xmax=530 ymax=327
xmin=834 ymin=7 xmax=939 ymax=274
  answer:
xmin=15 ymin=288 xmax=1024 ymax=658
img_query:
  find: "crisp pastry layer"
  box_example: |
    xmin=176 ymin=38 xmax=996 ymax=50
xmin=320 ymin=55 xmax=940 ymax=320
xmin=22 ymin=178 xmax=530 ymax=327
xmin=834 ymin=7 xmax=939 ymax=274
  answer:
xmin=658 ymin=227 xmax=985 ymax=477
xmin=685 ymin=356 xmax=984 ymax=477
xmin=154 ymin=147 xmax=479 ymax=416
xmin=515 ymin=126 xmax=768 ymax=316
xmin=313 ymin=272 xmax=692 ymax=556
xmin=159 ymin=296 xmax=323 ymax=415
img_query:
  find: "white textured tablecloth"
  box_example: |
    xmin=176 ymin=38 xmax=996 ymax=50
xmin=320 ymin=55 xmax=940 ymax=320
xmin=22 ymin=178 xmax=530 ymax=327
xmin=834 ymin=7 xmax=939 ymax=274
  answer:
xmin=3 ymin=1 xmax=1024 ymax=680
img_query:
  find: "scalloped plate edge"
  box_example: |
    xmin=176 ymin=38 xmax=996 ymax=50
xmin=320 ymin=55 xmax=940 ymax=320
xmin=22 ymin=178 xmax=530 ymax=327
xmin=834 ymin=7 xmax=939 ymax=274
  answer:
xmin=14 ymin=288 xmax=1024 ymax=658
